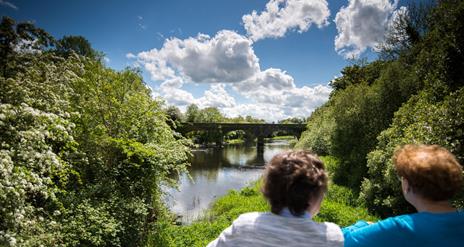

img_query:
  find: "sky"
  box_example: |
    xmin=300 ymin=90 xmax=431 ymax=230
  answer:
xmin=1 ymin=0 xmax=413 ymax=122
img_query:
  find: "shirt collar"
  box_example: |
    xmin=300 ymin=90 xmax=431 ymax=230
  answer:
xmin=279 ymin=207 xmax=312 ymax=219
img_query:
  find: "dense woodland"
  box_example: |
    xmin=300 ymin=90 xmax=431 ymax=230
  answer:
xmin=1 ymin=0 xmax=464 ymax=246
xmin=296 ymin=0 xmax=464 ymax=217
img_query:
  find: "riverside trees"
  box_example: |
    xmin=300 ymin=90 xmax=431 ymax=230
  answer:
xmin=296 ymin=0 xmax=464 ymax=217
xmin=0 ymin=17 xmax=189 ymax=246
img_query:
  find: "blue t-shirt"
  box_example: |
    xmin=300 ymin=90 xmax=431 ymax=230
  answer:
xmin=343 ymin=211 xmax=464 ymax=247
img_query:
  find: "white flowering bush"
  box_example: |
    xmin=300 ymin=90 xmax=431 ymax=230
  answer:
xmin=1 ymin=49 xmax=189 ymax=246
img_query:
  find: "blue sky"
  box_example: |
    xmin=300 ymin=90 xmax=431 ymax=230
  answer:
xmin=1 ymin=0 xmax=412 ymax=121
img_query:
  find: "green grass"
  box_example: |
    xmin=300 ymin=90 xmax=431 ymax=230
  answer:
xmin=268 ymin=135 xmax=296 ymax=140
xmin=149 ymin=164 xmax=378 ymax=247
xmin=225 ymin=138 xmax=245 ymax=145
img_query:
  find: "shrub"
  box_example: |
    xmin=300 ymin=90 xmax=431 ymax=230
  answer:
xmin=360 ymin=88 xmax=464 ymax=217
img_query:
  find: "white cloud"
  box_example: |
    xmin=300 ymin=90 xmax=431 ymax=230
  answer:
xmin=0 ymin=0 xmax=17 ymax=10
xmin=231 ymin=69 xmax=332 ymax=120
xmin=197 ymin=84 xmax=236 ymax=108
xmin=128 ymin=19 xmax=332 ymax=121
xmin=234 ymin=68 xmax=295 ymax=105
xmin=159 ymin=78 xmax=196 ymax=106
xmin=151 ymin=68 xmax=331 ymax=122
xmin=242 ymin=0 xmax=330 ymax=42
xmin=223 ymin=103 xmax=287 ymax=122
xmin=134 ymin=30 xmax=260 ymax=83
xmin=126 ymin=53 xmax=136 ymax=59
xmin=103 ymin=57 xmax=110 ymax=63
xmin=158 ymin=80 xmax=235 ymax=109
xmin=334 ymin=0 xmax=399 ymax=58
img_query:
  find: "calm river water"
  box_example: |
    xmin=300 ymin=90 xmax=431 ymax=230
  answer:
xmin=164 ymin=140 xmax=291 ymax=223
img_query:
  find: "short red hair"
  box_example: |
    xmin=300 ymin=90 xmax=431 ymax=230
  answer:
xmin=394 ymin=144 xmax=463 ymax=201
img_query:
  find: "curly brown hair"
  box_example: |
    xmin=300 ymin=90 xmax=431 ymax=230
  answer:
xmin=262 ymin=150 xmax=328 ymax=216
xmin=394 ymin=144 xmax=463 ymax=201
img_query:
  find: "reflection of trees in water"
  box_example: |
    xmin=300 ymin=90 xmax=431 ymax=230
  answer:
xmin=169 ymin=141 xmax=292 ymax=223
xmin=190 ymin=195 xmax=201 ymax=210
xmin=188 ymin=142 xmax=291 ymax=182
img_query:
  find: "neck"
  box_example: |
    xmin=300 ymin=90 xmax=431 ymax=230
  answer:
xmin=412 ymin=198 xmax=456 ymax=213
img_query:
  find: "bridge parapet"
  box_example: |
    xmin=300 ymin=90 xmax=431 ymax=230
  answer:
xmin=176 ymin=122 xmax=306 ymax=147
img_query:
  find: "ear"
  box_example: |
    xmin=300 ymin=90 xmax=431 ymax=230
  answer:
xmin=401 ymin=177 xmax=411 ymax=194
xmin=308 ymin=193 xmax=324 ymax=216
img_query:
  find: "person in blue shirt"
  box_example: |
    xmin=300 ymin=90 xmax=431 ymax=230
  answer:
xmin=343 ymin=144 xmax=464 ymax=247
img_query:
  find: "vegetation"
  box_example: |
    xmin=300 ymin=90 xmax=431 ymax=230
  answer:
xmin=178 ymin=104 xmax=266 ymax=145
xmin=2 ymin=0 xmax=463 ymax=245
xmin=297 ymin=0 xmax=464 ymax=217
xmin=151 ymin=164 xmax=378 ymax=247
xmin=0 ymin=17 xmax=189 ymax=246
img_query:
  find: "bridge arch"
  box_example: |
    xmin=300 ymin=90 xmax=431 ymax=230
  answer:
xmin=176 ymin=122 xmax=306 ymax=148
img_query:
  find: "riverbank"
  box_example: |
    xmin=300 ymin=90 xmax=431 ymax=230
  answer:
xmin=223 ymin=135 xmax=297 ymax=145
xmin=150 ymin=156 xmax=378 ymax=247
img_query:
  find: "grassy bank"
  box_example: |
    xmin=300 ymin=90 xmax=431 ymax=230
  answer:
xmin=268 ymin=135 xmax=296 ymax=140
xmin=149 ymin=156 xmax=378 ymax=247
xmin=225 ymin=138 xmax=245 ymax=145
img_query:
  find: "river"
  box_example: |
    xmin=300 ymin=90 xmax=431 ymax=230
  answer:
xmin=164 ymin=140 xmax=292 ymax=223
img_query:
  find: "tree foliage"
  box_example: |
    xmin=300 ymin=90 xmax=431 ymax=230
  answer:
xmin=297 ymin=0 xmax=464 ymax=215
xmin=0 ymin=18 xmax=189 ymax=246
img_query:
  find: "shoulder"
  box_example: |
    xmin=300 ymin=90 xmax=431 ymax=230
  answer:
xmin=229 ymin=212 xmax=271 ymax=229
xmin=378 ymin=214 xmax=414 ymax=230
xmin=321 ymin=222 xmax=344 ymax=244
xmin=343 ymin=214 xmax=414 ymax=247
xmin=233 ymin=212 xmax=267 ymax=224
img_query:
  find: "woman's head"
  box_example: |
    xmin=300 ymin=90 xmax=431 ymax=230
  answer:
xmin=262 ymin=150 xmax=328 ymax=217
xmin=394 ymin=144 xmax=463 ymax=202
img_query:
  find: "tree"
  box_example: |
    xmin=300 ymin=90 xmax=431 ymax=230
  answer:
xmin=55 ymin=35 xmax=99 ymax=59
xmin=0 ymin=16 xmax=55 ymax=77
xmin=1 ymin=17 xmax=190 ymax=246
xmin=378 ymin=1 xmax=434 ymax=60
xmin=165 ymin=105 xmax=183 ymax=122
xmin=185 ymin=104 xmax=200 ymax=122
xmin=197 ymin=107 xmax=224 ymax=123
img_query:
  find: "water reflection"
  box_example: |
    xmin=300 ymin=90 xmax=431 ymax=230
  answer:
xmin=164 ymin=140 xmax=291 ymax=223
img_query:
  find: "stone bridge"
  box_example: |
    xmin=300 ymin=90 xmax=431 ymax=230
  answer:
xmin=176 ymin=122 xmax=306 ymax=150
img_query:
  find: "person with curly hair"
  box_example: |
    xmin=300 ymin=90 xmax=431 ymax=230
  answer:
xmin=343 ymin=144 xmax=464 ymax=247
xmin=207 ymin=150 xmax=344 ymax=247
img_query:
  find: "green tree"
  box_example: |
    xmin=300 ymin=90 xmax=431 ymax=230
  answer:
xmin=197 ymin=107 xmax=224 ymax=123
xmin=0 ymin=18 xmax=190 ymax=246
xmin=185 ymin=104 xmax=200 ymax=122
xmin=0 ymin=16 xmax=55 ymax=77
xmin=55 ymin=35 xmax=99 ymax=59
xmin=360 ymin=88 xmax=464 ymax=217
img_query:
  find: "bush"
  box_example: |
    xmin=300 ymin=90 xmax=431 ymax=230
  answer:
xmin=0 ymin=52 xmax=190 ymax=246
xmin=295 ymin=104 xmax=335 ymax=155
xmin=360 ymin=88 xmax=464 ymax=217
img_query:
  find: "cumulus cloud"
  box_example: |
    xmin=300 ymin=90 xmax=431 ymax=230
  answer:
xmin=159 ymin=78 xmax=196 ymax=106
xmin=334 ymin=0 xmax=399 ymax=58
xmin=233 ymin=68 xmax=331 ymax=118
xmin=223 ymin=103 xmax=288 ymax=122
xmin=197 ymin=84 xmax=236 ymax=108
xmin=134 ymin=30 xmax=260 ymax=83
xmin=242 ymin=0 xmax=330 ymax=41
xmin=234 ymin=68 xmax=295 ymax=105
xmin=152 ymin=67 xmax=331 ymax=121
xmin=126 ymin=53 xmax=136 ymax=59
xmin=127 ymin=18 xmax=332 ymax=121
xmin=159 ymin=79 xmax=235 ymax=109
